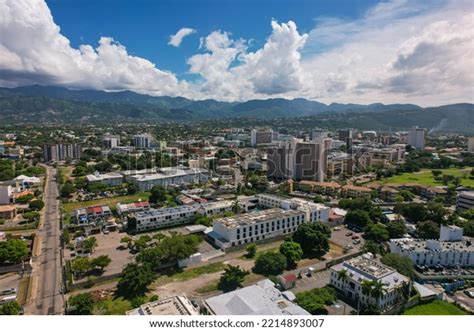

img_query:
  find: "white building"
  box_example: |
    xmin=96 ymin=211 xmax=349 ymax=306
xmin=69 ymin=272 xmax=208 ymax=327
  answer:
xmin=408 ymin=127 xmax=425 ymax=150
xmin=457 ymin=191 xmax=474 ymax=210
xmin=0 ymin=185 xmax=14 ymax=205
xmin=132 ymin=205 xmax=198 ymax=232
xmin=130 ymin=167 xmax=209 ymax=191
xmin=126 ymin=295 xmax=199 ymax=315
xmin=389 ymin=225 xmax=474 ymax=268
xmin=257 ymin=194 xmax=330 ymax=224
xmin=440 ymin=224 xmax=463 ymax=241
xmin=210 ymin=208 xmax=305 ymax=248
xmin=330 ymin=254 xmax=409 ymax=312
xmin=197 ymin=200 xmax=234 ymax=217
xmin=203 ymin=279 xmax=309 ymax=315
xmin=102 ymin=134 xmax=120 ymax=149
xmin=86 ymin=172 xmax=124 ymax=187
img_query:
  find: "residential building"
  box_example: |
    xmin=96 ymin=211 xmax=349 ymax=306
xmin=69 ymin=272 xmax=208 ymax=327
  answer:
xmin=86 ymin=172 xmax=124 ymax=187
xmin=0 ymin=185 xmax=14 ymax=205
xmin=132 ymin=205 xmax=198 ymax=232
xmin=457 ymin=191 xmax=474 ymax=210
xmin=341 ymin=185 xmax=372 ymax=198
xmin=74 ymin=205 xmax=112 ymax=225
xmin=0 ymin=205 xmax=16 ymax=220
xmin=338 ymin=128 xmax=353 ymax=142
xmin=297 ymin=180 xmax=341 ymax=196
xmin=126 ymin=295 xmax=199 ymax=315
xmin=197 ymin=200 xmax=234 ymax=217
xmin=389 ymin=226 xmax=474 ymax=267
xmin=132 ymin=134 xmax=152 ymax=148
xmin=408 ymin=127 xmax=425 ymax=150
xmin=250 ymin=129 xmax=273 ymax=146
xmin=202 ymin=279 xmax=309 ymax=315
xmin=256 ymin=193 xmax=330 ymax=224
xmin=330 ymin=254 xmax=409 ymax=312
xmin=130 ymin=167 xmax=209 ymax=191
xmin=116 ymin=201 xmax=150 ymax=215
xmin=210 ymin=208 xmax=305 ymax=248
xmin=43 ymin=143 xmax=82 ymax=162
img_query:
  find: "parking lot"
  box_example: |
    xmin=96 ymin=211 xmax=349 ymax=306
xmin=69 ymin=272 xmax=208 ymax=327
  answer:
xmin=330 ymin=226 xmax=364 ymax=253
xmin=453 ymin=288 xmax=474 ymax=312
xmin=0 ymin=273 xmax=21 ymax=302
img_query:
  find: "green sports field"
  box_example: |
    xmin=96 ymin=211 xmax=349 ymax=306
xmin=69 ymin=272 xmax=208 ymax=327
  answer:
xmin=403 ymin=300 xmax=467 ymax=315
xmin=376 ymin=167 xmax=473 ymax=188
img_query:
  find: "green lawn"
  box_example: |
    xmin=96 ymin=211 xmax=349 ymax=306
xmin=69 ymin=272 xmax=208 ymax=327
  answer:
xmin=154 ymin=262 xmax=225 ymax=286
xmin=93 ymin=297 xmax=132 ymax=315
xmin=63 ymin=192 xmax=151 ymax=213
xmin=376 ymin=167 xmax=473 ymax=188
xmin=403 ymin=300 xmax=467 ymax=315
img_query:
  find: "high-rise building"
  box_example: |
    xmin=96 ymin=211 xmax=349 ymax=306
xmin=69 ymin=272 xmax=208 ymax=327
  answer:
xmin=267 ymin=138 xmax=329 ymax=182
xmin=311 ymin=128 xmax=329 ymax=140
xmin=250 ymin=129 xmax=273 ymax=146
xmin=132 ymin=134 xmax=152 ymax=149
xmin=338 ymin=128 xmax=353 ymax=142
xmin=43 ymin=143 xmax=82 ymax=162
xmin=102 ymin=134 xmax=120 ymax=148
xmin=468 ymin=137 xmax=474 ymax=153
xmin=408 ymin=127 xmax=425 ymax=149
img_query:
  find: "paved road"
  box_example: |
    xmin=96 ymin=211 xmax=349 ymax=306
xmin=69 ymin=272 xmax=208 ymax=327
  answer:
xmin=28 ymin=166 xmax=64 ymax=315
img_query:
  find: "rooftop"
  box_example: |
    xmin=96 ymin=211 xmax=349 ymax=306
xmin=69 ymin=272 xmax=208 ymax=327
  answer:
xmin=204 ymin=279 xmax=309 ymax=315
xmin=126 ymin=296 xmax=199 ymax=315
xmin=215 ymin=208 xmax=303 ymax=228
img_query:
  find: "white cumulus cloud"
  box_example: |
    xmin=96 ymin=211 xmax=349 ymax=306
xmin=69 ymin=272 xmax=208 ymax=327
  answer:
xmin=168 ymin=27 xmax=196 ymax=47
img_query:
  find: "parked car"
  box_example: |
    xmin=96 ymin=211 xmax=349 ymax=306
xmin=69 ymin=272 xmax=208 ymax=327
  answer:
xmin=351 ymin=235 xmax=359 ymax=240
xmin=333 ymin=227 xmax=341 ymax=231
xmin=0 ymin=288 xmax=16 ymax=296
xmin=345 ymin=232 xmax=353 ymax=236
xmin=464 ymin=289 xmax=474 ymax=298
xmin=353 ymin=239 xmax=361 ymax=244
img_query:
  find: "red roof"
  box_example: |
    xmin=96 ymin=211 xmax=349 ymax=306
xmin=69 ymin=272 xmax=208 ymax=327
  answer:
xmin=284 ymin=274 xmax=297 ymax=282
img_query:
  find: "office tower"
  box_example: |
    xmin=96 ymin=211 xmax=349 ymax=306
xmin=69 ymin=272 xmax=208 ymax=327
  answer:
xmin=132 ymin=134 xmax=152 ymax=148
xmin=468 ymin=137 xmax=474 ymax=153
xmin=102 ymin=134 xmax=120 ymax=148
xmin=338 ymin=128 xmax=353 ymax=142
xmin=43 ymin=143 xmax=82 ymax=162
xmin=408 ymin=127 xmax=426 ymax=149
xmin=250 ymin=129 xmax=273 ymax=146
xmin=311 ymin=128 xmax=329 ymax=140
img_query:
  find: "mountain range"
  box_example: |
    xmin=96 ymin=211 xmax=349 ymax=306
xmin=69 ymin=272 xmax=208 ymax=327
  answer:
xmin=0 ymin=85 xmax=473 ymax=133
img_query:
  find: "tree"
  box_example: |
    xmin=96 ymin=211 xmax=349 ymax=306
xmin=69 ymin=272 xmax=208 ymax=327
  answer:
xmin=0 ymin=239 xmax=29 ymax=264
xmin=28 ymin=199 xmax=44 ymax=211
xmin=363 ymin=222 xmax=389 ymax=243
xmin=92 ymin=255 xmax=111 ymax=272
xmin=425 ymin=202 xmax=449 ymax=225
xmin=394 ymin=203 xmax=427 ymax=223
xmin=217 ymin=265 xmax=249 ymax=292
xmin=149 ymin=185 xmax=168 ymax=204
xmin=295 ymin=287 xmax=335 ymax=315
xmin=60 ymin=182 xmax=75 ymax=198
xmin=120 ymin=236 xmax=133 ymax=250
xmin=253 ymin=252 xmax=287 ymax=275
xmin=117 ymin=263 xmax=156 ymax=298
xmin=293 ymin=222 xmax=331 ymax=257
xmin=136 ymin=247 xmax=162 ymax=272
xmin=313 ymin=195 xmax=325 ymax=203
xmin=68 ymin=293 xmax=94 ymax=315
xmin=70 ymin=257 xmax=92 ymax=277
xmin=345 ymin=210 xmax=371 ymax=229
xmin=194 ymin=214 xmax=212 ymax=227
xmin=381 ymin=253 xmax=414 ymax=278
xmin=82 ymin=237 xmax=98 ymax=253
xmin=245 ymin=243 xmax=257 ymax=258
xmin=127 ymin=183 xmax=138 ymax=195
xmin=279 ymin=240 xmax=303 ymax=268
xmin=431 ymin=170 xmax=442 ymax=178
xmin=416 ymin=220 xmax=440 ymax=239
xmin=362 ymin=240 xmax=385 ymax=256
xmin=371 ymin=280 xmax=388 ymax=308
xmin=386 ymin=221 xmax=407 ymax=239
xmin=0 ymin=301 xmax=21 ymax=315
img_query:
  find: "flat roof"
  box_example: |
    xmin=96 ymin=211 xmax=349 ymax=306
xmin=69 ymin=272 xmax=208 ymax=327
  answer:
xmin=215 ymin=208 xmax=303 ymax=228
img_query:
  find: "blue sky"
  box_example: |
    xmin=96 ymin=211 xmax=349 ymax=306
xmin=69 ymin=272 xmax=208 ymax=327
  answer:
xmin=46 ymin=0 xmax=379 ymax=78
xmin=1 ymin=0 xmax=473 ymax=105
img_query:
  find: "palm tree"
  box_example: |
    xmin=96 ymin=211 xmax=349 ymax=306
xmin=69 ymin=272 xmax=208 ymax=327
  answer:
xmin=336 ymin=269 xmax=350 ymax=296
xmin=370 ymin=280 xmax=388 ymax=310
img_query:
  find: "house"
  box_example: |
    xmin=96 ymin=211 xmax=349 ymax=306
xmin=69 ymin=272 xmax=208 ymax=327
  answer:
xmin=0 ymin=185 xmax=14 ymax=205
xmin=116 ymin=201 xmax=150 ymax=215
xmin=74 ymin=205 xmax=112 ymax=225
xmin=14 ymin=175 xmax=41 ymax=190
xmin=278 ymin=274 xmax=297 ymax=290
xmin=341 ymin=185 xmax=372 ymax=198
xmin=0 ymin=205 xmax=16 ymax=220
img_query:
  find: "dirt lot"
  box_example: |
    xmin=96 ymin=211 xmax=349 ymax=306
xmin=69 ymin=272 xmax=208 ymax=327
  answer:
xmin=65 ymin=231 xmax=133 ymax=277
